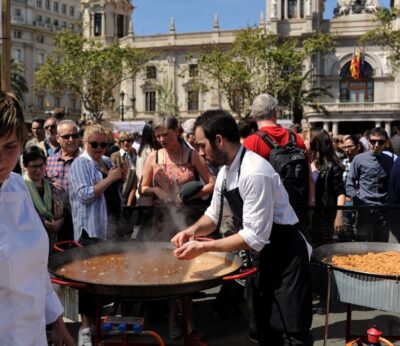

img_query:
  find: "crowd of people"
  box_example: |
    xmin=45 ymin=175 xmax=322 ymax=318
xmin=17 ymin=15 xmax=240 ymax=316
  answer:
xmin=2 ymin=89 xmax=400 ymax=346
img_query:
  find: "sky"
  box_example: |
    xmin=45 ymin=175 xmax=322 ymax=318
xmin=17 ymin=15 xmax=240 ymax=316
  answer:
xmin=132 ymin=0 xmax=390 ymax=36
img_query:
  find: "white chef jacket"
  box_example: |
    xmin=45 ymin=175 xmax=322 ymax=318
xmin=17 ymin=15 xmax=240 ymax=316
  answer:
xmin=0 ymin=173 xmax=63 ymax=346
xmin=205 ymin=146 xmax=299 ymax=252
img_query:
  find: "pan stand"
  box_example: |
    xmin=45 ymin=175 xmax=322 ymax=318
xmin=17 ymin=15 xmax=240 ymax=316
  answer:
xmin=323 ymin=267 xmax=332 ymax=346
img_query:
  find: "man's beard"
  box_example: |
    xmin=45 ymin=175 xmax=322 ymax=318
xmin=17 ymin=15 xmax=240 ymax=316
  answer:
xmin=209 ymin=145 xmax=228 ymax=167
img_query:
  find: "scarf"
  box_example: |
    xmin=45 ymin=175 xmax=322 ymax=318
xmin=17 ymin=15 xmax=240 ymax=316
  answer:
xmin=24 ymin=174 xmax=54 ymax=221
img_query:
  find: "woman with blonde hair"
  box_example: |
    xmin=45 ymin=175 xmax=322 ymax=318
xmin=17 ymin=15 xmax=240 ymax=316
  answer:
xmin=69 ymin=123 xmax=126 ymax=345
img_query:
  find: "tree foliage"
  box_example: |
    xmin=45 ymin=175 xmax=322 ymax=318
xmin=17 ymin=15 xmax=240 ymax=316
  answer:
xmin=360 ymin=8 xmax=400 ymax=69
xmin=194 ymin=28 xmax=335 ymax=121
xmin=0 ymin=57 xmax=29 ymax=102
xmin=156 ymin=77 xmax=179 ymax=116
xmin=34 ymin=29 xmax=149 ymax=121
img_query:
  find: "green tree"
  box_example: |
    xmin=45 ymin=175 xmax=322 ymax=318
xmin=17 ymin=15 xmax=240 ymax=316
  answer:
xmin=34 ymin=29 xmax=149 ymax=121
xmin=156 ymin=77 xmax=179 ymax=116
xmin=194 ymin=28 xmax=334 ymax=122
xmin=360 ymin=8 xmax=400 ymax=68
xmin=0 ymin=57 xmax=29 ymax=102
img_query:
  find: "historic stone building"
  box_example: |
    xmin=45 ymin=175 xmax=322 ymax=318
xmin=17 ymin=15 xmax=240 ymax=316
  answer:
xmin=1 ymin=0 xmax=82 ymax=120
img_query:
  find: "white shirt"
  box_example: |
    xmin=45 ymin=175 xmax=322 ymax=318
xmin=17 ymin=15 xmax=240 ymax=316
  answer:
xmin=205 ymin=147 xmax=299 ymax=252
xmin=0 ymin=173 xmax=63 ymax=346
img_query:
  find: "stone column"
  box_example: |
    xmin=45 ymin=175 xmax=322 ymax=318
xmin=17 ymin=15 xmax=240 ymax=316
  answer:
xmin=332 ymin=121 xmax=339 ymax=136
xmin=89 ymin=13 xmax=93 ymax=36
xmin=323 ymin=122 xmax=330 ymax=132
xmin=284 ymin=0 xmax=288 ymax=19
xmin=297 ymin=0 xmax=301 ymax=18
xmin=101 ymin=12 xmax=106 ymax=36
xmin=385 ymin=121 xmax=391 ymax=137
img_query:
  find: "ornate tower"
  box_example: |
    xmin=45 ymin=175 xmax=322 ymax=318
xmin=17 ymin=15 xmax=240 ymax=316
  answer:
xmin=265 ymin=0 xmax=324 ymax=36
xmin=82 ymin=0 xmax=133 ymax=44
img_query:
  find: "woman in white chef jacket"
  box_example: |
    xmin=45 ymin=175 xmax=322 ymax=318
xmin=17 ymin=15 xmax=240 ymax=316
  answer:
xmin=0 ymin=92 xmax=73 ymax=346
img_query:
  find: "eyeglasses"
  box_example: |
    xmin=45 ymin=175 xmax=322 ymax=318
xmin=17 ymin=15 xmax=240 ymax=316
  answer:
xmin=60 ymin=133 xmax=79 ymax=140
xmin=119 ymin=139 xmax=133 ymax=143
xmin=88 ymin=141 xmax=107 ymax=149
xmin=44 ymin=125 xmax=56 ymax=130
xmin=27 ymin=163 xmax=45 ymax=170
xmin=369 ymin=139 xmax=385 ymax=146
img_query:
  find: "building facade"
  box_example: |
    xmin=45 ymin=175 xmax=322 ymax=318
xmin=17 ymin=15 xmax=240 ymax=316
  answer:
xmin=1 ymin=0 xmax=82 ymax=121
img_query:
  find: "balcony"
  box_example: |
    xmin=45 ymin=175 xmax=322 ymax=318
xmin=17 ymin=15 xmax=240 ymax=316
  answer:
xmin=305 ymin=101 xmax=400 ymax=114
xmin=11 ymin=16 xmax=25 ymax=24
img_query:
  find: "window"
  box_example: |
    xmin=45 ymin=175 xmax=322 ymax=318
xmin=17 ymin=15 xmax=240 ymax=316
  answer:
xmin=62 ymin=21 xmax=67 ymax=28
xmin=69 ymin=6 xmax=74 ymax=17
xmin=339 ymin=61 xmax=374 ymax=102
xmin=37 ymin=35 xmax=45 ymax=43
xmin=61 ymin=4 xmax=66 ymax=14
xmin=117 ymin=15 xmax=124 ymax=38
xmin=146 ymin=66 xmax=157 ymax=79
xmin=188 ymin=90 xmax=199 ymax=111
xmin=37 ymin=0 xmax=42 ymax=7
xmin=145 ymin=91 xmax=156 ymax=112
xmin=15 ymin=8 xmax=22 ymax=17
xmin=189 ymin=64 xmax=198 ymax=77
xmin=36 ymin=15 xmax=43 ymax=22
xmin=94 ymin=13 xmax=102 ymax=36
xmin=288 ymin=0 xmax=298 ymax=18
xmin=14 ymin=31 xmax=22 ymax=39
xmin=45 ymin=17 xmax=51 ymax=24
xmin=38 ymin=96 xmax=45 ymax=110
xmin=15 ymin=49 xmax=23 ymax=62
xmin=45 ymin=0 xmax=50 ymax=10
xmin=70 ymin=23 xmax=75 ymax=31
xmin=53 ymin=19 xmax=59 ymax=26
xmin=55 ymin=97 xmax=61 ymax=107
xmin=37 ymin=52 xmax=45 ymax=64
xmin=53 ymin=1 xmax=58 ymax=12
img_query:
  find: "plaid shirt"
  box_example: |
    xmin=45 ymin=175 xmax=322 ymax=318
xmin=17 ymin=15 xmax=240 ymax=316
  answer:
xmin=46 ymin=149 xmax=81 ymax=193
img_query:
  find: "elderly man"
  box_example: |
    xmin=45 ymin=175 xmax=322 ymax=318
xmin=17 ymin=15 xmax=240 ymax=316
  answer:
xmin=39 ymin=117 xmax=60 ymax=156
xmin=243 ymin=93 xmax=310 ymax=230
xmin=172 ymin=110 xmax=313 ymax=346
xmin=46 ymin=119 xmax=81 ymax=240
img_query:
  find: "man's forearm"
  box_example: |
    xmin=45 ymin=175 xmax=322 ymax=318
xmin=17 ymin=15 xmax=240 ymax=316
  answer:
xmin=190 ymin=215 xmax=217 ymax=238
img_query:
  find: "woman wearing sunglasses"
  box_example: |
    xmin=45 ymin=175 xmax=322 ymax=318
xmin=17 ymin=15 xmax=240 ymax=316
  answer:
xmin=68 ymin=124 xmax=126 ymax=346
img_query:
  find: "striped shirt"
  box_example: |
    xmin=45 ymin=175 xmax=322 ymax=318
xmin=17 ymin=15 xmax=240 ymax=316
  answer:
xmin=46 ymin=149 xmax=81 ymax=193
xmin=68 ymin=151 xmax=112 ymax=241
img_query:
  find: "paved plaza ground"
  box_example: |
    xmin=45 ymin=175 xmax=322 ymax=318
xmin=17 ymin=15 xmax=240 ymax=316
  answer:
xmin=63 ymin=286 xmax=400 ymax=345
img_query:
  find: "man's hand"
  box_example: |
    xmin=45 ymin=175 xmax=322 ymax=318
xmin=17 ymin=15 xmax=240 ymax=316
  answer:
xmin=171 ymin=229 xmax=194 ymax=248
xmin=51 ymin=315 xmax=74 ymax=346
xmin=174 ymin=240 xmax=206 ymax=260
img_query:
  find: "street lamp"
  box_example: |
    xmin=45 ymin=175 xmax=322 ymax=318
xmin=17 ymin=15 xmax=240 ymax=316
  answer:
xmin=119 ymin=91 xmax=125 ymax=121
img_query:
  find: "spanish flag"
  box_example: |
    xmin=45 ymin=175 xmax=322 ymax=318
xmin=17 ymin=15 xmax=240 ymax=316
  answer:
xmin=350 ymin=48 xmax=362 ymax=79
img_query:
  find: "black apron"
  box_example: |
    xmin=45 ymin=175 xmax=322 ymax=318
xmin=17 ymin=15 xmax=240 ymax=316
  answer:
xmin=218 ymin=148 xmax=313 ymax=343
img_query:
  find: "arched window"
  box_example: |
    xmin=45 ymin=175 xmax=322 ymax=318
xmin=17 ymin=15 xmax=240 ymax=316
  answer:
xmin=339 ymin=61 xmax=374 ymax=102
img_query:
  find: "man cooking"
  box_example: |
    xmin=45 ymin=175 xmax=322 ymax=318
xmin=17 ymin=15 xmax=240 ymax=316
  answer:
xmin=171 ymin=110 xmax=313 ymax=346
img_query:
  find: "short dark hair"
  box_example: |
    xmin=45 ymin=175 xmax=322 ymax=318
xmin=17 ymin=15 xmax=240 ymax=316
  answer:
xmin=194 ymin=110 xmax=240 ymax=145
xmin=22 ymin=145 xmax=47 ymax=167
xmin=31 ymin=118 xmax=45 ymax=127
xmin=53 ymin=107 xmax=65 ymax=120
xmin=238 ymin=117 xmax=257 ymax=139
xmin=369 ymin=127 xmax=388 ymax=140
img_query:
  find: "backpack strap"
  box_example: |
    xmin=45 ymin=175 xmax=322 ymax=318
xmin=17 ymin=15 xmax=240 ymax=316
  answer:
xmin=287 ymin=130 xmax=297 ymax=145
xmin=255 ymin=130 xmax=278 ymax=149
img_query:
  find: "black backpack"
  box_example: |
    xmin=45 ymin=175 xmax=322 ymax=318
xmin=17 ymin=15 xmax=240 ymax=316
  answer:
xmin=255 ymin=130 xmax=309 ymax=208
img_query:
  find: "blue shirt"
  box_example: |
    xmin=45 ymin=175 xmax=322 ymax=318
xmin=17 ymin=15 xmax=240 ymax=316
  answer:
xmin=346 ymin=151 xmax=393 ymax=205
xmin=68 ymin=151 xmax=112 ymax=241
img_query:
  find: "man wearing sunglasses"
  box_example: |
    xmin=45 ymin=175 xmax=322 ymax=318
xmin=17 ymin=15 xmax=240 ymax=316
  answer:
xmin=346 ymin=127 xmax=394 ymax=242
xmin=46 ymin=120 xmax=81 ymax=241
xmin=38 ymin=117 xmax=60 ymax=157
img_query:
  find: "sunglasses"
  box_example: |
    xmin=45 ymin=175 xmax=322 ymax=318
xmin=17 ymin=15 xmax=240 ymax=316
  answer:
xmin=341 ymin=145 xmax=355 ymax=150
xmin=27 ymin=163 xmax=45 ymax=170
xmin=119 ymin=139 xmax=133 ymax=143
xmin=44 ymin=125 xmax=56 ymax=130
xmin=88 ymin=141 xmax=107 ymax=149
xmin=369 ymin=139 xmax=385 ymax=146
xmin=60 ymin=133 xmax=79 ymax=140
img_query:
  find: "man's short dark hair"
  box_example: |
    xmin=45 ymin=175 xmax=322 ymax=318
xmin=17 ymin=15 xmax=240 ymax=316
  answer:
xmin=53 ymin=108 xmax=65 ymax=120
xmin=369 ymin=127 xmax=388 ymax=140
xmin=31 ymin=117 xmax=45 ymax=127
xmin=194 ymin=110 xmax=240 ymax=145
